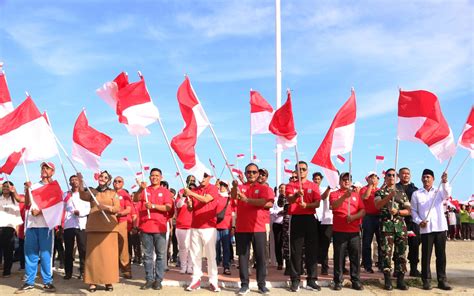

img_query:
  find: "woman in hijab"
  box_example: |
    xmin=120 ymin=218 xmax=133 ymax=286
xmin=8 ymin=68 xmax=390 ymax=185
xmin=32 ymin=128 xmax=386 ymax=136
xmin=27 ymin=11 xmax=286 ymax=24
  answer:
xmin=78 ymin=171 xmax=120 ymax=292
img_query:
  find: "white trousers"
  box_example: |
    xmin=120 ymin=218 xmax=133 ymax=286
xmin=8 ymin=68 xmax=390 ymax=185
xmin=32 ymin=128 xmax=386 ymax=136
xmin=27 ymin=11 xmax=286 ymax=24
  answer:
xmin=176 ymin=228 xmax=192 ymax=271
xmin=190 ymin=228 xmax=218 ymax=286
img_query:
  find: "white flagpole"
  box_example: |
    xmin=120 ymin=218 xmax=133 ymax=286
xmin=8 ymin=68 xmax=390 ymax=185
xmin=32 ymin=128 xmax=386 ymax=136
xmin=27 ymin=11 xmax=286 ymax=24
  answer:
xmin=250 ymin=88 xmax=253 ymax=164
xmin=348 ymin=151 xmax=353 ymax=217
xmin=450 ymin=152 xmax=470 ymax=185
xmin=275 ymin=0 xmax=282 ymax=189
xmin=123 ymin=158 xmax=137 ymax=176
xmin=294 ymin=145 xmax=303 ymax=191
xmin=209 ymin=158 xmax=218 ymax=180
xmin=21 ymin=156 xmax=37 ymax=210
xmin=424 ymin=157 xmax=453 ymax=220
xmin=135 ymin=135 xmax=151 ymax=218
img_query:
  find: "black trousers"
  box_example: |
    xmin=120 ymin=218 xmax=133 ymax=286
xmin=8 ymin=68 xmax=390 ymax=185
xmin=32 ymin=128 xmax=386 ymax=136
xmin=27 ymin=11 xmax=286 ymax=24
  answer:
xmin=53 ymin=228 xmax=65 ymax=268
xmin=333 ymin=231 xmax=361 ymax=284
xmin=421 ymin=231 xmax=447 ymax=283
xmin=290 ymin=215 xmax=319 ymax=281
xmin=171 ymin=226 xmax=178 ymax=261
xmin=407 ymin=221 xmax=421 ymax=267
xmin=272 ymin=223 xmax=283 ymax=266
xmin=236 ymin=232 xmax=266 ymax=288
xmin=318 ymin=224 xmax=332 ymax=272
xmin=0 ymin=227 xmax=16 ymax=276
xmin=64 ymin=228 xmax=86 ymax=276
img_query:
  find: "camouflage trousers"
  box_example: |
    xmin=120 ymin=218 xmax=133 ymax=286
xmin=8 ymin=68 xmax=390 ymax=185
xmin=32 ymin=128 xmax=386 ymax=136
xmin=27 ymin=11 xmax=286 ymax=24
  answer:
xmin=380 ymin=227 xmax=408 ymax=273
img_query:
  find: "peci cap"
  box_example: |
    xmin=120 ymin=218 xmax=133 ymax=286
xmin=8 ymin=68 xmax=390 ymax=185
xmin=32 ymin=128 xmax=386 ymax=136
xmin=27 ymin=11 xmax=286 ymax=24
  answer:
xmin=422 ymin=168 xmax=434 ymax=178
xmin=40 ymin=162 xmax=55 ymax=170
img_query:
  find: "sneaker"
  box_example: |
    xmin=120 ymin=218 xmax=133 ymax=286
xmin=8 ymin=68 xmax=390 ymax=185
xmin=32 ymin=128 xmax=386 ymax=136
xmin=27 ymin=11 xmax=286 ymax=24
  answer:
xmin=14 ymin=284 xmax=34 ymax=294
xmin=258 ymin=286 xmax=270 ymax=294
xmin=152 ymin=281 xmax=162 ymax=290
xmin=238 ymin=286 xmax=250 ymax=295
xmin=306 ymin=280 xmax=321 ymax=291
xmin=186 ymin=280 xmax=201 ymax=291
xmin=209 ymin=283 xmax=221 ymax=292
xmin=43 ymin=284 xmax=56 ymax=293
xmin=290 ymin=280 xmax=300 ymax=292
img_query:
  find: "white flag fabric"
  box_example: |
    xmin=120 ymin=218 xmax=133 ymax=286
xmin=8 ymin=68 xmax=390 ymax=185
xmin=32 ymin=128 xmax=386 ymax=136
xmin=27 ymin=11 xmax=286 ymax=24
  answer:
xmin=250 ymin=90 xmax=273 ymax=135
xmin=0 ymin=65 xmax=14 ymax=118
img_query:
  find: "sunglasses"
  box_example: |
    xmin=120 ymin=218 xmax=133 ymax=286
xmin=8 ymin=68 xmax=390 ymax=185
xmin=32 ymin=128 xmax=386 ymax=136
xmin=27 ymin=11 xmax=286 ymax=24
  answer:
xmin=113 ymin=180 xmax=123 ymax=183
xmin=386 ymin=173 xmax=396 ymax=177
xmin=290 ymin=176 xmax=297 ymax=180
xmin=246 ymin=170 xmax=259 ymax=175
xmin=298 ymin=167 xmax=307 ymax=172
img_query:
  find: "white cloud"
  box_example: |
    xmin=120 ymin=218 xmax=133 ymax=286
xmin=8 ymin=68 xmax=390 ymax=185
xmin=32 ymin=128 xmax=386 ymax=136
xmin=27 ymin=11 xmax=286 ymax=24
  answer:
xmin=97 ymin=15 xmax=136 ymax=34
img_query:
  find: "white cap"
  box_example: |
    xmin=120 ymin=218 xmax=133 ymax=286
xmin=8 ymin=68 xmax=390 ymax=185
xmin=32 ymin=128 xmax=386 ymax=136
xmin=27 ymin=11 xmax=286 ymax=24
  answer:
xmin=365 ymin=171 xmax=378 ymax=181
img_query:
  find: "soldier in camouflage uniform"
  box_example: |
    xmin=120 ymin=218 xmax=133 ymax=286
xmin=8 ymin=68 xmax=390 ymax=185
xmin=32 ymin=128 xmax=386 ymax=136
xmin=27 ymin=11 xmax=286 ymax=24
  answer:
xmin=375 ymin=168 xmax=411 ymax=291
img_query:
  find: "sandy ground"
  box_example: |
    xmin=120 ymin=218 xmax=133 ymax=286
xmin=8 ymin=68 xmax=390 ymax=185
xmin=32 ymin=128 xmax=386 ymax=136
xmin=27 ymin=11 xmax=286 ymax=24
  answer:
xmin=0 ymin=240 xmax=472 ymax=295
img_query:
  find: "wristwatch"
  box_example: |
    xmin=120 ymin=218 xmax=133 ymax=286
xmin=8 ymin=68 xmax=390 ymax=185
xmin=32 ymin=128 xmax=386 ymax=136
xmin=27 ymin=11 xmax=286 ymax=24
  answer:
xmin=152 ymin=204 xmax=156 ymax=209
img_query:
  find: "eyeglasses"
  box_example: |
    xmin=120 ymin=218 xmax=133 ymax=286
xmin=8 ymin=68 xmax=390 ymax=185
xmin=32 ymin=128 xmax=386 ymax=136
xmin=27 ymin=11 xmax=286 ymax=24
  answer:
xmin=298 ymin=167 xmax=307 ymax=172
xmin=386 ymin=174 xmax=396 ymax=177
xmin=113 ymin=180 xmax=123 ymax=183
xmin=246 ymin=170 xmax=258 ymax=175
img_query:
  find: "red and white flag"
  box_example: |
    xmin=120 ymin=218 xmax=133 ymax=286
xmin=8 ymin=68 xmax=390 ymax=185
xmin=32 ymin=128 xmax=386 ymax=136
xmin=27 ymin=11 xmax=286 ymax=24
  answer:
xmin=236 ymin=153 xmax=245 ymax=159
xmin=250 ymin=90 xmax=273 ymax=135
xmin=284 ymin=159 xmax=291 ymax=165
xmin=0 ymin=64 xmax=14 ymax=118
xmin=311 ymin=90 xmax=356 ymax=188
xmin=231 ymin=168 xmax=243 ymax=177
xmin=397 ymin=90 xmax=456 ymax=162
xmin=284 ymin=166 xmax=293 ymax=176
xmin=252 ymin=154 xmax=260 ymax=163
xmin=269 ymin=91 xmax=297 ymax=151
xmin=71 ymin=110 xmax=112 ymax=172
xmin=96 ymin=72 xmax=129 ymax=109
xmin=0 ymin=148 xmax=25 ymax=175
xmin=336 ymin=154 xmax=346 ymax=164
xmin=170 ymin=76 xmax=211 ymax=180
xmin=0 ymin=96 xmax=58 ymax=162
xmin=31 ymin=181 xmax=64 ymax=229
xmin=375 ymin=155 xmax=385 ymax=163
xmin=458 ymin=106 xmax=474 ymax=158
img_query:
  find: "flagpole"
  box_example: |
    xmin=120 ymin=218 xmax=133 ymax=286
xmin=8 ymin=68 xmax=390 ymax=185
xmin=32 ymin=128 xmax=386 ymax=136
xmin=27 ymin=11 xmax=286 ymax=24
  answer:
xmin=209 ymin=159 xmax=218 ymax=180
xmin=44 ymin=112 xmax=70 ymax=192
xmin=135 ymin=135 xmax=151 ymax=218
xmin=250 ymin=88 xmax=253 ymax=164
xmin=123 ymin=158 xmax=137 ymax=176
xmin=46 ymin=125 xmax=110 ymax=222
xmin=21 ymin=156 xmax=37 ymax=210
xmin=294 ymin=145 xmax=303 ymax=191
xmin=424 ymin=157 xmax=453 ymax=221
xmin=275 ymin=0 xmax=282 ymax=189
xmin=450 ymin=152 xmax=470 ymax=186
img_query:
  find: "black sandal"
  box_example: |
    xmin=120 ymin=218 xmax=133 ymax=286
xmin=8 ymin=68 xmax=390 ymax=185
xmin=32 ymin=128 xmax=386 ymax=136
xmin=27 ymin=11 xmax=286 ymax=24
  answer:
xmin=88 ymin=285 xmax=97 ymax=293
xmin=105 ymin=284 xmax=113 ymax=292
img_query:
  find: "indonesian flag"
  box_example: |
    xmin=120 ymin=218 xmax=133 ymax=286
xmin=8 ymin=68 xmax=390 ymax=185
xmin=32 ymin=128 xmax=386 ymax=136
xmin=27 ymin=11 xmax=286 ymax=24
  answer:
xmin=397 ymin=90 xmax=456 ymax=162
xmin=311 ymin=90 xmax=356 ymax=188
xmin=458 ymin=106 xmax=474 ymax=158
xmin=170 ymin=76 xmax=211 ymax=180
xmin=284 ymin=166 xmax=293 ymax=176
xmin=71 ymin=110 xmax=112 ymax=172
xmin=0 ymin=64 xmax=14 ymax=117
xmin=269 ymin=91 xmax=297 ymax=151
xmin=0 ymin=97 xmax=58 ymax=162
xmin=0 ymin=148 xmax=25 ymax=175
xmin=96 ymin=72 xmax=129 ymax=109
xmin=375 ymin=155 xmax=385 ymax=163
xmin=252 ymin=154 xmax=260 ymax=163
xmin=336 ymin=154 xmax=346 ymax=164
xmin=284 ymin=158 xmax=291 ymax=165
xmin=250 ymin=90 xmax=273 ymax=135
xmin=31 ymin=181 xmax=64 ymax=229
xmin=231 ymin=168 xmax=243 ymax=177
xmin=236 ymin=153 xmax=245 ymax=159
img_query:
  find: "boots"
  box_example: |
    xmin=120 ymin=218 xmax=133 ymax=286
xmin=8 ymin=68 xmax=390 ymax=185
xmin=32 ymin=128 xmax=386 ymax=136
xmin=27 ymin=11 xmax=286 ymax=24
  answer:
xmin=396 ymin=273 xmax=408 ymax=290
xmin=383 ymin=272 xmax=393 ymax=290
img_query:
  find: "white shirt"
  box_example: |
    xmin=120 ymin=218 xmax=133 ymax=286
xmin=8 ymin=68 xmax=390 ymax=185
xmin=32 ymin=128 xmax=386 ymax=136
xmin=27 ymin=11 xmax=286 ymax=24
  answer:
xmin=63 ymin=191 xmax=90 ymax=230
xmin=0 ymin=195 xmax=22 ymax=228
xmin=26 ymin=181 xmax=49 ymax=228
xmin=270 ymin=195 xmax=284 ymax=224
xmin=411 ymin=182 xmax=452 ymax=234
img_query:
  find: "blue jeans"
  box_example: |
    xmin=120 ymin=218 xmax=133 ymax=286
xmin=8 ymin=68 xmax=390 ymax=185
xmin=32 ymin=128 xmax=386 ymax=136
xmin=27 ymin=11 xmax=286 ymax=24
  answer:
xmin=25 ymin=228 xmax=54 ymax=285
xmin=362 ymin=215 xmax=382 ymax=270
xmin=216 ymin=229 xmax=230 ymax=269
xmin=141 ymin=232 xmax=166 ymax=282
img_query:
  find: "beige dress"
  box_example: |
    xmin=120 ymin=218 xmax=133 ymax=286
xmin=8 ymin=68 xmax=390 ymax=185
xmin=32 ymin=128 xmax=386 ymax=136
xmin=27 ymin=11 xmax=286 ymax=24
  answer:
xmin=80 ymin=188 xmax=120 ymax=284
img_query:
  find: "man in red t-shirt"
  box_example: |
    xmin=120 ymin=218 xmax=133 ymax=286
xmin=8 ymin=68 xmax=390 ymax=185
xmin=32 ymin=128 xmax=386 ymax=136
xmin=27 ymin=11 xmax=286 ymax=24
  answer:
xmin=232 ymin=163 xmax=273 ymax=295
xmin=184 ymin=173 xmax=220 ymax=292
xmin=360 ymin=171 xmax=381 ymax=273
xmin=133 ymin=168 xmax=173 ymax=290
xmin=285 ymin=161 xmax=321 ymax=292
xmin=330 ymin=172 xmax=366 ymax=291
xmin=113 ymin=176 xmax=132 ymax=279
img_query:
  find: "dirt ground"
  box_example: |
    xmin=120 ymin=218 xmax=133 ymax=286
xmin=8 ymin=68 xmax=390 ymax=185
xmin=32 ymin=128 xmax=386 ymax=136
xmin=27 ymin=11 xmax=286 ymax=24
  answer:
xmin=0 ymin=240 xmax=472 ymax=295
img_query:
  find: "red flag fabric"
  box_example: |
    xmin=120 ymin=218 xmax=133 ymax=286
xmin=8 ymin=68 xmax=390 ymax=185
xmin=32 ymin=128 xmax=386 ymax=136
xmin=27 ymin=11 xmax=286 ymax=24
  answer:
xmin=311 ymin=90 xmax=356 ymax=188
xmin=0 ymin=96 xmax=58 ymax=162
xmin=269 ymin=91 xmax=297 ymax=151
xmin=71 ymin=110 xmax=112 ymax=171
xmin=170 ymin=76 xmax=210 ymax=180
xmin=31 ymin=180 xmax=64 ymax=229
xmin=336 ymin=154 xmax=346 ymax=164
xmin=231 ymin=168 xmax=243 ymax=176
xmin=250 ymin=90 xmax=273 ymax=135
xmin=236 ymin=154 xmax=245 ymax=159
xmin=458 ymin=106 xmax=474 ymax=158
xmin=397 ymin=90 xmax=455 ymax=162
xmin=0 ymin=64 xmax=14 ymax=117
xmin=0 ymin=148 xmax=25 ymax=175
xmin=375 ymin=155 xmax=385 ymax=164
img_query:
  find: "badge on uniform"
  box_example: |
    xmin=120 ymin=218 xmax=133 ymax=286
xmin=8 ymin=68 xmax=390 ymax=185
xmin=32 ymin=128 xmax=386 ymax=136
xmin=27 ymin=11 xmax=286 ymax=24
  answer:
xmin=242 ymin=189 xmax=247 ymax=193
xmin=158 ymin=193 xmax=163 ymax=197
xmin=308 ymin=189 xmax=312 ymax=193
xmin=352 ymin=197 xmax=357 ymax=201
xmin=255 ymin=190 xmax=259 ymax=194
xmin=118 ymin=195 xmax=123 ymax=200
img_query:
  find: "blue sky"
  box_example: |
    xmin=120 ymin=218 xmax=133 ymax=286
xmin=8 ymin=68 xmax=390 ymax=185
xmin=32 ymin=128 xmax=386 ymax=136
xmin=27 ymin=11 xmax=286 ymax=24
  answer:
xmin=1 ymin=0 xmax=472 ymax=202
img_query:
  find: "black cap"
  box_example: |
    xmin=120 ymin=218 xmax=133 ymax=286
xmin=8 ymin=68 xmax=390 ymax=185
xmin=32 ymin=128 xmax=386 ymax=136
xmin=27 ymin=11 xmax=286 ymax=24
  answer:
xmin=422 ymin=169 xmax=434 ymax=178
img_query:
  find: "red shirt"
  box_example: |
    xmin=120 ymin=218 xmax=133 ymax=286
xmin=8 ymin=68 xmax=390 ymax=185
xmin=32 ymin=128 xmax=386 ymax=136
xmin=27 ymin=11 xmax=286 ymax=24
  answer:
xmin=176 ymin=192 xmax=192 ymax=229
xmin=18 ymin=202 xmax=26 ymax=240
xmin=285 ymin=180 xmax=321 ymax=215
xmin=137 ymin=186 xmax=173 ymax=233
xmin=330 ymin=189 xmax=365 ymax=233
xmin=190 ymin=184 xmax=219 ymax=229
xmin=360 ymin=186 xmax=380 ymax=215
xmin=216 ymin=194 xmax=233 ymax=230
xmin=117 ymin=189 xmax=132 ymax=223
xmin=236 ymin=182 xmax=273 ymax=233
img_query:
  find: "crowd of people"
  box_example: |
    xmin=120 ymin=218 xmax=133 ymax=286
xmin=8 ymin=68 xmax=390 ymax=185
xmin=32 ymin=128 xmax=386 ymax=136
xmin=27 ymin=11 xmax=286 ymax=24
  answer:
xmin=0 ymin=160 xmax=473 ymax=294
